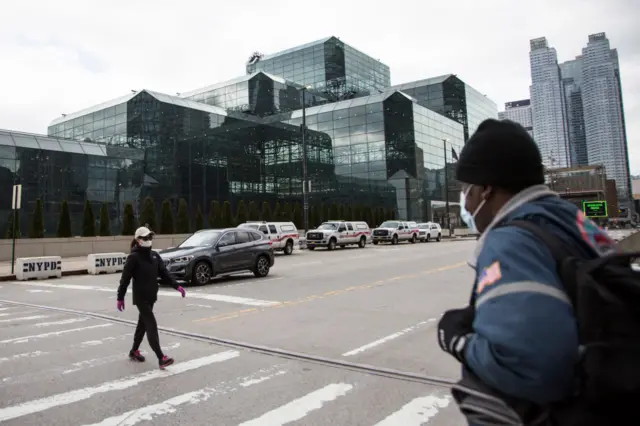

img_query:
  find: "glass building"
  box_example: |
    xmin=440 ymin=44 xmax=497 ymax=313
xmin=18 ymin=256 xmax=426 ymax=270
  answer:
xmin=246 ymin=36 xmax=391 ymax=101
xmin=386 ymin=74 xmax=498 ymax=141
xmin=1 ymin=36 xmax=499 ymax=236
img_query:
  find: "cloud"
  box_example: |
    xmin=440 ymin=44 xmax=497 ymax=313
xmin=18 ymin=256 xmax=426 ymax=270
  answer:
xmin=0 ymin=0 xmax=638 ymax=174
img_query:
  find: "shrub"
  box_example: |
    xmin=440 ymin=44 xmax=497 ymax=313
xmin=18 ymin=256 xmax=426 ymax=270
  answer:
xmin=160 ymin=199 xmax=175 ymax=234
xmin=140 ymin=196 xmax=157 ymax=232
xmin=175 ymin=198 xmax=190 ymax=233
xmin=82 ymin=200 xmax=96 ymax=237
xmin=260 ymin=201 xmax=271 ymax=222
xmin=221 ymin=201 xmax=232 ymax=228
xmin=328 ymin=203 xmax=339 ymax=221
xmin=293 ymin=203 xmax=303 ymax=229
xmin=282 ymin=202 xmax=292 ymax=221
xmin=194 ymin=204 xmax=204 ymax=231
xmin=248 ymin=201 xmax=260 ymax=221
xmin=121 ymin=202 xmax=137 ymax=235
xmin=56 ymin=200 xmax=72 ymax=238
xmin=208 ymin=200 xmax=221 ymax=228
xmin=5 ymin=210 xmax=20 ymax=239
xmin=273 ymin=202 xmax=281 ymax=221
xmin=29 ymin=198 xmax=45 ymax=238
xmin=99 ymin=202 xmax=111 ymax=236
xmin=235 ymin=200 xmax=247 ymax=226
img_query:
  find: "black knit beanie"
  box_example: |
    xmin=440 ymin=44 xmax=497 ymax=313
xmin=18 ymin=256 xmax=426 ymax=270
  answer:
xmin=455 ymin=118 xmax=544 ymax=191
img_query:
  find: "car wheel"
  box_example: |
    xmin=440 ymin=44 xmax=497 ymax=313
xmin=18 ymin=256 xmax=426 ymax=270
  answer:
xmin=358 ymin=237 xmax=366 ymax=248
xmin=284 ymin=240 xmax=294 ymax=255
xmin=328 ymin=238 xmax=337 ymax=251
xmin=410 ymin=234 xmax=417 ymax=244
xmin=253 ymin=255 xmax=271 ymax=277
xmin=373 ymin=241 xmax=379 ymax=245
xmin=426 ymin=234 xmax=431 ymax=243
xmin=437 ymin=233 xmax=442 ymax=242
xmin=192 ymin=261 xmax=212 ymax=286
xmin=391 ymin=234 xmax=398 ymax=245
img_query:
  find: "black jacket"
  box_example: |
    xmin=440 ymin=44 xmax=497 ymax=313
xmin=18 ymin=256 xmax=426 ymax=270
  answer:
xmin=117 ymin=246 xmax=178 ymax=305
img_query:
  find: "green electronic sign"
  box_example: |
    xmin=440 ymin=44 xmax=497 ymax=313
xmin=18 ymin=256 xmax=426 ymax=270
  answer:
xmin=582 ymin=200 xmax=608 ymax=218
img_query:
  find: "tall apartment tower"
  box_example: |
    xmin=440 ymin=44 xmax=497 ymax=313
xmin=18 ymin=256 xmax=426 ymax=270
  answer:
xmin=498 ymin=99 xmax=534 ymax=138
xmin=559 ymin=58 xmax=587 ymax=167
xmin=529 ymin=37 xmax=571 ymax=168
xmin=580 ymin=32 xmax=631 ymax=200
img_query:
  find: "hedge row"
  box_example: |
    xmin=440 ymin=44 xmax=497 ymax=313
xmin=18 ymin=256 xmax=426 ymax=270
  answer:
xmin=5 ymin=197 xmax=396 ymax=238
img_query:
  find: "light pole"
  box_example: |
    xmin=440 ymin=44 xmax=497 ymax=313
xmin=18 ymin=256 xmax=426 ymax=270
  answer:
xmin=443 ymin=139 xmax=450 ymax=230
xmin=301 ymin=86 xmax=310 ymax=233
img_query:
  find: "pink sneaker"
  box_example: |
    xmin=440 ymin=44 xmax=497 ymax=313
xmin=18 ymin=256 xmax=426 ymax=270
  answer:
xmin=159 ymin=355 xmax=174 ymax=369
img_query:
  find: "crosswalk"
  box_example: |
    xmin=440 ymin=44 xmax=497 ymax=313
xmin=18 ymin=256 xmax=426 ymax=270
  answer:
xmin=0 ymin=302 xmax=464 ymax=425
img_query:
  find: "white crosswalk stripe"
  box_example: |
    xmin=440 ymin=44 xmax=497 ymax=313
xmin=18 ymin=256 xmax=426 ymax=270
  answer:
xmin=0 ymin=309 xmax=457 ymax=425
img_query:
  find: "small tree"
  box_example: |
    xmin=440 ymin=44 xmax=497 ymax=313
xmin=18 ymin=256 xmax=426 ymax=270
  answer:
xmin=140 ymin=196 xmax=157 ymax=232
xmin=82 ymin=200 xmax=96 ymax=237
xmin=310 ymin=205 xmax=319 ymax=228
xmin=175 ymin=198 xmax=190 ymax=233
xmin=121 ymin=202 xmax=137 ymax=235
xmin=235 ymin=200 xmax=247 ymax=226
xmin=194 ymin=204 xmax=204 ymax=231
xmin=99 ymin=202 xmax=110 ymax=236
xmin=273 ymin=202 xmax=281 ymax=221
xmin=221 ymin=201 xmax=232 ymax=228
xmin=344 ymin=204 xmax=352 ymax=222
xmin=248 ymin=201 xmax=260 ymax=221
xmin=56 ymin=200 xmax=72 ymax=238
xmin=282 ymin=202 xmax=292 ymax=221
xmin=328 ymin=203 xmax=339 ymax=221
xmin=261 ymin=201 xmax=272 ymax=222
xmin=29 ymin=198 xmax=45 ymax=238
xmin=5 ymin=210 xmax=21 ymax=239
xmin=160 ymin=199 xmax=175 ymax=234
xmin=208 ymin=200 xmax=221 ymax=228
xmin=352 ymin=204 xmax=362 ymax=223
xmin=293 ymin=203 xmax=303 ymax=229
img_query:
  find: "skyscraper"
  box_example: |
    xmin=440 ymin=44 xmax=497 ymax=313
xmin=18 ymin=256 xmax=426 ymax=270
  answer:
xmin=498 ymin=99 xmax=533 ymax=138
xmin=580 ymin=33 xmax=631 ymax=200
xmin=529 ymin=37 xmax=570 ymax=168
xmin=559 ymin=58 xmax=587 ymax=167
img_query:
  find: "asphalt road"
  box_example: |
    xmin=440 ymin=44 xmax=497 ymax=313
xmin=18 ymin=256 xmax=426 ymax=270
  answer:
xmin=0 ymin=239 xmax=476 ymax=425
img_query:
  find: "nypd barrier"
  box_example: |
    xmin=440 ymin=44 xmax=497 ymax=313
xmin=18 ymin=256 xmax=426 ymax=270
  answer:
xmin=16 ymin=256 xmax=62 ymax=281
xmin=87 ymin=253 xmax=128 ymax=275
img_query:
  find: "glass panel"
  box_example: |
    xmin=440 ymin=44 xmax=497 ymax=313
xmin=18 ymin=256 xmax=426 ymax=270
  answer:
xmin=12 ymin=134 xmax=40 ymax=149
xmin=35 ymin=137 xmax=62 ymax=151
xmin=79 ymin=142 xmax=106 ymax=156
xmin=0 ymin=133 xmax=15 ymax=146
xmin=59 ymin=141 xmax=85 ymax=153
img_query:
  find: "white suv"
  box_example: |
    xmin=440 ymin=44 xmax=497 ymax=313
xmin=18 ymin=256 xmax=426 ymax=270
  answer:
xmin=238 ymin=221 xmax=299 ymax=255
xmin=417 ymin=222 xmax=442 ymax=242
xmin=372 ymin=220 xmax=420 ymax=245
xmin=306 ymin=220 xmax=372 ymax=250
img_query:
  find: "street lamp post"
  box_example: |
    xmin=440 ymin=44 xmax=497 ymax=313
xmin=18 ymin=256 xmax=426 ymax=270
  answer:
xmin=443 ymin=139 xmax=450 ymax=230
xmin=301 ymin=87 xmax=309 ymax=233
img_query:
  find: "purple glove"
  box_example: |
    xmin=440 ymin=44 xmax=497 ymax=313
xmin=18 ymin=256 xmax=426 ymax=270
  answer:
xmin=177 ymin=286 xmax=186 ymax=298
xmin=117 ymin=300 xmax=125 ymax=311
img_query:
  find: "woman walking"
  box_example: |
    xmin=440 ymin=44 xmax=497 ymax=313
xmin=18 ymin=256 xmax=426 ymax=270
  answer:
xmin=117 ymin=226 xmax=186 ymax=369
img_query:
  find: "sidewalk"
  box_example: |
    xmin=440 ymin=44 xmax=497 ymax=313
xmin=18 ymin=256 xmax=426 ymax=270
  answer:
xmin=0 ymin=256 xmax=89 ymax=280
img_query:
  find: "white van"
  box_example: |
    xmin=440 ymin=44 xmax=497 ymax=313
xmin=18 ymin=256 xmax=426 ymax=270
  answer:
xmin=238 ymin=221 xmax=300 ymax=255
xmin=306 ymin=220 xmax=372 ymax=250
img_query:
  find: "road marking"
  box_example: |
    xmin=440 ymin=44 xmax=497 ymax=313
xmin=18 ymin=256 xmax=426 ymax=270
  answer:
xmin=0 ymin=350 xmax=240 ymax=422
xmin=79 ymin=333 xmax=132 ymax=347
xmin=0 ymin=324 xmax=112 ymax=345
xmin=372 ymin=394 xmax=451 ymax=425
xmin=13 ymin=282 xmax=281 ymax=307
xmin=0 ymin=351 xmax=49 ymax=365
xmin=63 ymin=343 xmax=181 ymax=374
xmin=187 ymin=303 xmax=212 ymax=308
xmin=26 ymin=289 xmax=53 ymax=293
xmin=194 ymin=261 xmax=467 ymax=324
xmin=35 ymin=317 xmax=90 ymax=327
xmin=0 ymin=307 xmax=17 ymax=311
xmin=238 ymin=383 xmax=353 ymax=425
xmin=82 ymin=365 xmax=287 ymax=426
xmin=0 ymin=315 xmax=49 ymax=323
xmin=342 ymin=319 xmax=436 ymax=357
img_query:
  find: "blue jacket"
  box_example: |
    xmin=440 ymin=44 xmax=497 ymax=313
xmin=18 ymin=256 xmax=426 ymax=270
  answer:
xmin=463 ymin=185 xmax=616 ymax=405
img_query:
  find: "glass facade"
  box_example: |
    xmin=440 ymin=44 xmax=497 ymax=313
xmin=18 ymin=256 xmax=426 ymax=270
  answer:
xmin=386 ymin=74 xmax=498 ymax=141
xmin=246 ymin=36 xmax=390 ymax=101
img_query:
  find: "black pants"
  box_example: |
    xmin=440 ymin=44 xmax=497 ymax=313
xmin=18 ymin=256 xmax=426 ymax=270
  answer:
xmin=132 ymin=301 xmax=164 ymax=360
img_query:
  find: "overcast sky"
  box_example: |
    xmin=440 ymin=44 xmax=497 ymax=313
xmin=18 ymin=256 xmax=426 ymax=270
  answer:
xmin=1 ymin=0 xmax=638 ymax=175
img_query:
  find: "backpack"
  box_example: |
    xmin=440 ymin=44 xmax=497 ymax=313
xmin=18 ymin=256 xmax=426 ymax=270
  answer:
xmin=504 ymin=220 xmax=640 ymax=425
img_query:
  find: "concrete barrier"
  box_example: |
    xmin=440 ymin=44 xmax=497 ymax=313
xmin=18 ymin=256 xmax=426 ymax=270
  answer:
xmin=617 ymin=229 xmax=640 ymax=254
xmin=0 ymin=234 xmax=191 ymax=262
xmin=87 ymin=253 xmax=128 ymax=275
xmin=16 ymin=256 xmax=62 ymax=281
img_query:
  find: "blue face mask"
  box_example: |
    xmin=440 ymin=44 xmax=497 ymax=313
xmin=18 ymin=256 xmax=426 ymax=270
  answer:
xmin=460 ymin=190 xmax=477 ymax=233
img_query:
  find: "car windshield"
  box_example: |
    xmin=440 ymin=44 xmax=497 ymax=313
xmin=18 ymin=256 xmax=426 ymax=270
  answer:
xmin=317 ymin=223 xmax=338 ymax=230
xmin=178 ymin=231 xmax=222 ymax=247
xmin=419 ymin=224 xmax=430 ymax=229
xmin=380 ymin=221 xmax=399 ymax=228
xmin=238 ymin=224 xmax=259 ymax=230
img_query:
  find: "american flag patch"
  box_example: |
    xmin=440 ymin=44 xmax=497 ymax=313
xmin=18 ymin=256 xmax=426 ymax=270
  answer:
xmin=476 ymin=261 xmax=502 ymax=293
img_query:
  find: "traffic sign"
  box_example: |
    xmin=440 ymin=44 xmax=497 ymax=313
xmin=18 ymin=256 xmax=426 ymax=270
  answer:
xmin=582 ymin=200 xmax=607 ymax=218
xmin=11 ymin=184 xmax=22 ymax=210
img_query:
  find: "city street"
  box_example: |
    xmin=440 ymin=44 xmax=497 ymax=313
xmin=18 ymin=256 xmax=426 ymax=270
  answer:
xmin=0 ymin=240 xmax=475 ymax=425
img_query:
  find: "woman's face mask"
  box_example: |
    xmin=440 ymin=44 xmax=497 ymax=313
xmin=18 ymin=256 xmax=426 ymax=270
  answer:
xmin=460 ymin=185 xmax=488 ymax=234
xmin=137 ymin=236 xmax=153 ymax=248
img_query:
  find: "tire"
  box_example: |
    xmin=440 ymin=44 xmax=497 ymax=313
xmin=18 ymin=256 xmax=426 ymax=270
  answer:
xmin=191 ymin=261 xmax=212 ymax=286
xmin=283 ymin=240 xmax=294 ymax=255
xmin=328 ymin=238 xmax=337 ymax=251
xmin=358 ymin=237 xmax=366 ymax=248
xmin=410 ymin=234 xmax=417 ymax=244
xmin=426 ymin=234 xmax=431 ymax=243
xmin=253 ymin=255 xmax=271 ymax=277
xmin=391 ymin=234 xmax=398 ymax=245
xmin=437 ymin=233 xmax=442 ymax=242
xmin=373 ymin=241 xmax=379 ymax=245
